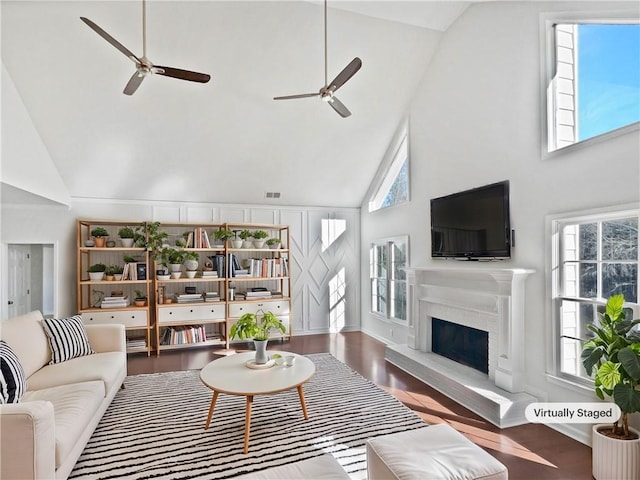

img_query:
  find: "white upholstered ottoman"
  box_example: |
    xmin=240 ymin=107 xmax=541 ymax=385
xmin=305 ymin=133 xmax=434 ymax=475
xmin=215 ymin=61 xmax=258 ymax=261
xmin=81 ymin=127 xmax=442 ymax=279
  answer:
xmin=234 ymin=454 xmax=349 ymax=479
xmin=366 ymin=424 xmax=508 ymax=480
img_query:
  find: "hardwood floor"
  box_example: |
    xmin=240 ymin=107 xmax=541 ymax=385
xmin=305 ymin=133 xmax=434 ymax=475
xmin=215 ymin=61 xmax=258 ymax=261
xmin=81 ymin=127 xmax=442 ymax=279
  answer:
xmin=128 ymin=332 xmax=592 ymax=479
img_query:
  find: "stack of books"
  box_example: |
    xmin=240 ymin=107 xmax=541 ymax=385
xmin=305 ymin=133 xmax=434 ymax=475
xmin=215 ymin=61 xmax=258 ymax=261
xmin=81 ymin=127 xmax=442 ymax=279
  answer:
xmin=245 ymin=287 xmax=272 ymax=299
xmin=175 ymin=293 xmax=203 ymax=304
xmin=201 ymin=270 xmax=218 ymax=278
xmin=101 ymin=295 xmax=129 ymax=308
xmin=203 ymin=292 xmax=221 ymax=302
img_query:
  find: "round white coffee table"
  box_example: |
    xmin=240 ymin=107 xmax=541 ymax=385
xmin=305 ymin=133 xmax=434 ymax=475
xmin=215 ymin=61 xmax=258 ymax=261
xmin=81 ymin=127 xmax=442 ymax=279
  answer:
xmin=199 ymin=351 xmax=315 ymax=453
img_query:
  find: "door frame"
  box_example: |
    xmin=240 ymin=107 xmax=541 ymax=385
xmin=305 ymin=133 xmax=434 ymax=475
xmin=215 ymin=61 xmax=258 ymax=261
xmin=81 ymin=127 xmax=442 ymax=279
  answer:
xmin=1 ymin=241 xmax=59 ymax=321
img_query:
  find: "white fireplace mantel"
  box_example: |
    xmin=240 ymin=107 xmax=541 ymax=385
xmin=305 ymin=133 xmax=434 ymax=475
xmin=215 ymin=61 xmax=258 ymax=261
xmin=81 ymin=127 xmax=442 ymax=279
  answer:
xmin=385 ymin=266 xmax=536 ymax=428
xmin=405 ymin=266 xmax=534 ymax=392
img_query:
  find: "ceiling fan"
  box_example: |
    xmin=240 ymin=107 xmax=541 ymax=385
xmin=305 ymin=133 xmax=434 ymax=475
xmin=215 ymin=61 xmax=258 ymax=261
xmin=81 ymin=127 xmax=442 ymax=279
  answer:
xmin=80 ymin=0 xmax=210 ymax=96
xmin=273 ymin=0 xmax=362 ymax=118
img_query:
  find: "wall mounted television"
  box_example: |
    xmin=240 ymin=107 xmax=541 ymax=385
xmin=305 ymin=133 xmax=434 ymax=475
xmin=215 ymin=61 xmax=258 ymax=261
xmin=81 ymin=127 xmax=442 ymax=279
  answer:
xmin=430 ymin=180 xmax=511 ymax=260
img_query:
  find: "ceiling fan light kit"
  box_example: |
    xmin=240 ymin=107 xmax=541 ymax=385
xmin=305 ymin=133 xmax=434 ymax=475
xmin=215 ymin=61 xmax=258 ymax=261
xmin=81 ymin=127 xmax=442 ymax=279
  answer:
xmin=80 ymin=0 xmax=211 ymax=96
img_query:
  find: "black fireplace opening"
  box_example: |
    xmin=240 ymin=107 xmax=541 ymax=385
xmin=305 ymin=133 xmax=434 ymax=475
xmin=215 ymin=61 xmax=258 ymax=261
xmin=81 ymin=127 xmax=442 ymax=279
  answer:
xmin=432 ymin=318 xmax=488 ymax=374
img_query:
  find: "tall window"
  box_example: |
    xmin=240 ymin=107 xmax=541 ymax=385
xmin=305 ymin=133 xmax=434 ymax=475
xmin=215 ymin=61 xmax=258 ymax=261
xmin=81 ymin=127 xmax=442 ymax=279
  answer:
xmin=370 ymin=236 xmax=408 ymax=322
xmin=550 ymin=207 xmax=639 ymax=382
xmin=368 ymin=122 xmax=410 ymax=212
xmin=545 ymin=19 xmax=640 ymax=152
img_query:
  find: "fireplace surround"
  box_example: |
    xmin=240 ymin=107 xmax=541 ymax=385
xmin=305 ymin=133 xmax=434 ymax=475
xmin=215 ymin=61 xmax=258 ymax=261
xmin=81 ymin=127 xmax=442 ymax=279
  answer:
xmin=385 ymin=266 xmax=537 ymax=427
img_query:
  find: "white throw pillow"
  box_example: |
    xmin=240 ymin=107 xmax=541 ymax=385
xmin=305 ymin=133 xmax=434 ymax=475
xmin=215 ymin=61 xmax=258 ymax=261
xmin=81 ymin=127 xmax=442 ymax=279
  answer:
xmin=42 ymin=315 xmax=95 ymax=364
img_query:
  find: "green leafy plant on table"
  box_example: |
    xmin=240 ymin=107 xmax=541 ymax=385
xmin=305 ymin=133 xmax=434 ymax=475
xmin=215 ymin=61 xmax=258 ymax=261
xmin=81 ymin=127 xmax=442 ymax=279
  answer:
xmin=230 ymin=310 xmax=286 ymax=341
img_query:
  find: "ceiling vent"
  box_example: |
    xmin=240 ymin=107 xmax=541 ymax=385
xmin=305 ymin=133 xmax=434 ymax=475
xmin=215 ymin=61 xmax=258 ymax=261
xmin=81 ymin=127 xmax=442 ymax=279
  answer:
xmin=265 ymin=192 xmax=281 ymax=199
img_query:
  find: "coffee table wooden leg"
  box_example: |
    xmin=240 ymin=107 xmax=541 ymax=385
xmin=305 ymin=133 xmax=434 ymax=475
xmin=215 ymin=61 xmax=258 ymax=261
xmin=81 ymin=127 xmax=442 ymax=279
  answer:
xmin=297 ymin=384 xmax=309 ymax=420
xmin=244 ymin=395 xmax=253 ymax=454
xmin=204 ymin=390 xmax=219 ymax=430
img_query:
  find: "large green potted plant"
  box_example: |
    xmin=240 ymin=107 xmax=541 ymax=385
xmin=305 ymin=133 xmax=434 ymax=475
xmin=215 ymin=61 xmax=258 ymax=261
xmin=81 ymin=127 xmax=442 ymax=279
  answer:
xmin=581 ymin=293 xmax=640 ymax=479
xmin=91 ymin=227 xmax=109 ymax=247
xmin=230 ymin=310 xmax=286 ymax=364
xmin=117 ymin=226 xmax=135 ymax=247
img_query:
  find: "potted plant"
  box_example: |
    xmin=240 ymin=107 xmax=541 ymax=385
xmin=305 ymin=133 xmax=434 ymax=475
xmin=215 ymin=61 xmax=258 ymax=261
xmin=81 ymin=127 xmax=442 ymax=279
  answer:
xmin=266 ymin=237 xmax=281 ymax=249
xmin=230 ymin=230 xmax=244 ymax=249
xmin=230 ymin=310 xmax=286 ymax=364
xmin=118 ymin=226 xmax=135 ymax=247
xmin=87 ymin=263 xmax=107 ymax=281
xmin=252 ymin=230 xmax=269 ymax=248
xmin=213 ymin=228 xmax=234 ymax=246
xmin=134 ymin=289 xmax=147 ymax=307
xmin=91 ymin=227 xmax=109 ymax=248
xmin=239 ymin=229 xmax=253 ymax=248
xmin=104 ymin=265 xmax=118 ymax=281
xmin=184 ymin=251 xmax=199 ymax=278
xmin=111 ymin=264 xmax=124 ymax=281
xmin=165 ymin=248 xmax=187 ymax=277
xmin=581 ymin=293 xmax=640 ymax=480
xmin=135 ymin=222 xmax=169 ymax=255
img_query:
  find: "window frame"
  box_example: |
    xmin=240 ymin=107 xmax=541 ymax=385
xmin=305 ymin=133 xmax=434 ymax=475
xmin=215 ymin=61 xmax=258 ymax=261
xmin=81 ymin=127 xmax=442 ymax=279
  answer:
xmin=367 ymin=119 xmax=410 ymax=212
xmin=540 ymin=10 xmax=640 ymax=158
xmin=547 ymin=203 xmax=640 ymax=388
xmin=370 ymin=235 xmax=409 ymax=324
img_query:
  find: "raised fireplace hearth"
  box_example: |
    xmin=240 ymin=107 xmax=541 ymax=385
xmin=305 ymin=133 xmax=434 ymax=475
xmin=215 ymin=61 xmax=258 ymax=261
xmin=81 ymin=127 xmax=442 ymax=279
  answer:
xmin=385 ymin=266 xmax=537 ymax=428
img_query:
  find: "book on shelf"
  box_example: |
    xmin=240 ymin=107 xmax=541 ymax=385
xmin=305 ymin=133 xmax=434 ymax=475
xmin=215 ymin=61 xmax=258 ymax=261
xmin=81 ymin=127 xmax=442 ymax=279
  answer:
xmin=201 ymin=270 xmax=218 ymax=277
xmin=126 ymin=338 xmax=147 ymax=349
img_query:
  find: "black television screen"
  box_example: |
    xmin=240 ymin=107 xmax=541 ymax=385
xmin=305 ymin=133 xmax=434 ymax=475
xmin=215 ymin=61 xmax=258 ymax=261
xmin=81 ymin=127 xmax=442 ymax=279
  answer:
xmin=430 ymin=180 xmax=511 ymax=259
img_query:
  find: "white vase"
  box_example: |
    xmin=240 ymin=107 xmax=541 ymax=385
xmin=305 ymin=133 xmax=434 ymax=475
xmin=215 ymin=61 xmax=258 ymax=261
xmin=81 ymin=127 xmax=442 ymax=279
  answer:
xmin=242 ymin=240 xmax=253 ymax=249
xmin=184 ymin=259 xmax=198 ymax=271
xmin=253 ymin=339 xmax=269 ymax=364
xmin=230 ymin=239 xmax=243 ymax=249
xmin=170 ymin=272 xmax=182 ymax=279
xmin=88 ymin=272 xmax=105 ymax=281
xmin=592 ymin=424 xmax=640 ymax=480
xmin=169 ymin=263 xmax=182 ymax=273
xmin=120 ymin=238 xmax=134 ymax=248
xmin=253 ymin=240 xmax=266 ymax=249
xmin=185 ymin=270 xmax=197 ymax=278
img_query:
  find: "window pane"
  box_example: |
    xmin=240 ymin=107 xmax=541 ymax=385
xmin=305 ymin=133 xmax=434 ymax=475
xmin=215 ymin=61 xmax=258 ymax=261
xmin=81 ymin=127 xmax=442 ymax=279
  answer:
xmin=579 ymin=263 xmax=598 ymax=298
xmin=372 ymin=279 xmax=387 ymax=314
xmin=560 ymin=337 xmax=591 ymax=379
xmin=381 ymin=159 xmax=408 ymax=209
xmin=577 ymin=24 xmax=640 ymax=141
xmin=579 ymin=223 xmax=597 ymax=260
xmin=375 ymin=245 xmax=387 ymax=279
xmin=390 ymin=280 xmax=407 ymax=320
xmin=603 ymin=263 xmax=638 ymax=302
xmin=602 ymin=218 xmax=638 ymax=261
xmin=391 ymin=241 xmax=407 ymax=280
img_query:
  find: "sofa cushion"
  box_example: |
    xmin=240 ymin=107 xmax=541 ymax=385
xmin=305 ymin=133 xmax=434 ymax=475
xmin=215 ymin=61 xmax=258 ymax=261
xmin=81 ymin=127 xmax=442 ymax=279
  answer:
xmin=0 ymin=340 xmax=27 ymax=403
xmin=0 ymin=311 xmax=51 ymax=378
xmin=42 ymin=315 xmax=95 ymax=364
xmin=22 ymin=381 xmax=105 ymax=469
xmin=27 ymin=351 xmax=125 ymax=396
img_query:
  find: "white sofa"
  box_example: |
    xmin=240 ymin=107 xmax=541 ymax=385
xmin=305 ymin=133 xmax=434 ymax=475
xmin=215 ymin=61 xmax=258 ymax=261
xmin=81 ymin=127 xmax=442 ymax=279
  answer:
xmin=0 ymin=310 xmax=127 ymax=480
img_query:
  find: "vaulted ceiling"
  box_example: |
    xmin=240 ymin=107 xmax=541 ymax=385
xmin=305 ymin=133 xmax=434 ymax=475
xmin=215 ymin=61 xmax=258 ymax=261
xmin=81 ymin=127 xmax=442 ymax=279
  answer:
xmin=2 ymin=1 xmax=470 ymax=208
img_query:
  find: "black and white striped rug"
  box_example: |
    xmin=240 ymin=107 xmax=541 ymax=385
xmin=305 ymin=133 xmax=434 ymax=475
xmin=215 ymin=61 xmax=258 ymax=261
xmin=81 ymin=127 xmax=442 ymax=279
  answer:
xmin=70 ymin=353 xmax=426 ymax=479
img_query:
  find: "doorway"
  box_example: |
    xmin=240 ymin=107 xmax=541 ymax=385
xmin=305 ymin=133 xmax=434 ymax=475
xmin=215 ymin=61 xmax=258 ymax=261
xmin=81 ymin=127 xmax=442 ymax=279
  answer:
xmin=6 ymin=243 xmax=54 ymax=319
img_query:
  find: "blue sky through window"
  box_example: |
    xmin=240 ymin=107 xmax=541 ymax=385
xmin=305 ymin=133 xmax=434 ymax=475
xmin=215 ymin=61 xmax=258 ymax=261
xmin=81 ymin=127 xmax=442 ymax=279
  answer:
xmin=577 ymin=24 xmax=640 ymax=140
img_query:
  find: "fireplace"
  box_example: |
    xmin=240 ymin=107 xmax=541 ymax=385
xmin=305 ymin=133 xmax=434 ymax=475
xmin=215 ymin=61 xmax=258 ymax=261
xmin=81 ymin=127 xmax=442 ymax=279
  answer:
xmin=385 ymin=267 xmax=536 ymax=428
xmin=432 ymin=318 xmax=488 ymax=374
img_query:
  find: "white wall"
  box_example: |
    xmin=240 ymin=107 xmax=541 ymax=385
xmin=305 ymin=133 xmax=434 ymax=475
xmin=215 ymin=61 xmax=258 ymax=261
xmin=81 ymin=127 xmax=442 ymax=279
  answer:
xmin=1 ymin=199 xmax=360 ymax=337
xmin=1 ymin=63 xmax=71 ymax=206
xmin=361 ymin=1 xmax=640 ymax=444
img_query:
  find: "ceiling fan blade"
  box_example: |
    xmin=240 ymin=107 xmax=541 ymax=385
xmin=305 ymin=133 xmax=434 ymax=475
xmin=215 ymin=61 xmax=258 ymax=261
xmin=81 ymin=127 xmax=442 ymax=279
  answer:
xmin=327 ymin=57 xmax=362 ymax=93
xmin=123 ymin=71 xmax=145 ymax=95
xmin=327 ymin=96 xmax=351 ymax=118
xmin=153 ymin=66 xmax=211 ymax=83
xmin=273 ymin=93 xmax=320 ymax=100
xmin=80 ymin=17 xmax=141 ymax=64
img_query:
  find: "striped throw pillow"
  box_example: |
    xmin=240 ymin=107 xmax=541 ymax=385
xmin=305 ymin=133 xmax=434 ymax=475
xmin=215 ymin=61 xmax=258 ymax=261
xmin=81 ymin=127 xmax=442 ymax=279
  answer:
xmin=42 ymin=315 xmax=95 ymax=364
xmin=0 ymin=340 xmax=27 ymax=403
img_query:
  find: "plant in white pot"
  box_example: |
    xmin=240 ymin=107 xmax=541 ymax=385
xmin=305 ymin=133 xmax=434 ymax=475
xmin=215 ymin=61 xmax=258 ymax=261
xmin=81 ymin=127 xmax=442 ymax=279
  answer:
xmin=87 ymin=263 xmax=107 ymax=281
xmin=230 ymin=310 xmax=286 ymax=364
xmin=252 ymin=230 xmax=269 ymax=248
xmin=118 ymin=226 xmax=135 ymax=247
xmin=238 ymin=229 xmax=253 ymax=248
xmin=581 ymin=293 xmax=640 ymax=480
xmin=184 ymin=251 xmax=199 ymax=278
